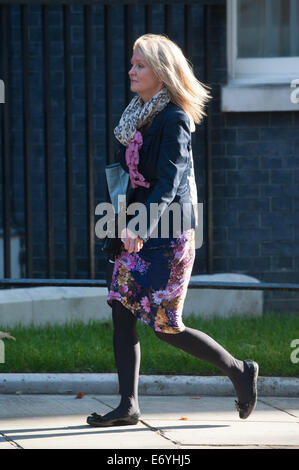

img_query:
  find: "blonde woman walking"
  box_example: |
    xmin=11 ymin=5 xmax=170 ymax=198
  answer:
xmin=87 ymin=34 xmax=258 ymax=427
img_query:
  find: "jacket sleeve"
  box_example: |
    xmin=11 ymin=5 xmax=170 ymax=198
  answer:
xmin=127 ymin=112 xmax=191 ymax=241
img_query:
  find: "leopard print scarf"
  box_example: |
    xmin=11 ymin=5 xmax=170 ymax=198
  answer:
xmin=114 ymin=87 xmax=171 ymax=147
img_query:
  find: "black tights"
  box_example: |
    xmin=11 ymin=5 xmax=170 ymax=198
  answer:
xmin=101 ymin=300 xmax=141 ymax=421
xmin=104 ymin=300 xmax=251 ymax=420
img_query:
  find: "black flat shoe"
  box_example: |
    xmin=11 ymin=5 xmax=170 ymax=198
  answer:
xmin=235 ymin=359 xmax=259 ymax=420
xmin=86 ymin=411 xmax=141 ymax=427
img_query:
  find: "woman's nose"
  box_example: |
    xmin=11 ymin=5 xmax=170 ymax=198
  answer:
xmin=129 ymin=64 xmax=136 ymax=74
xmin=129 ymin=71 xmax=136 ymax=78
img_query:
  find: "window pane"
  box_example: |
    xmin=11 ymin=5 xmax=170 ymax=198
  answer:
xmin=237 ymin=0 xmax=299 ymax=58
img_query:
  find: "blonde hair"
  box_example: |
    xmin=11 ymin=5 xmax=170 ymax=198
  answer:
xmin=133 ymin=33 xmax=212 ymax=127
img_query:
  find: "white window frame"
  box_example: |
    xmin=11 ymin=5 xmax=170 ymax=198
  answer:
xmin=221 ymin=0 xmax=299 ymax=111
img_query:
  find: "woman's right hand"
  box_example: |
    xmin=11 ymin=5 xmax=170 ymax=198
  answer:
xmin=121 ymin=227 xmax=144 ymax=253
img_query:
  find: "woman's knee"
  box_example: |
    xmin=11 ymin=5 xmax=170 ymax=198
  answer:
xmin=154 ymin=330 xmax=172 ymax=342
xmin=112 ymin=300 xmax=138 ymax=337
xmin=112 ymin=300 xmax=136 ymax=323
xmin=154 ymin=329 xmax=185 ymax=345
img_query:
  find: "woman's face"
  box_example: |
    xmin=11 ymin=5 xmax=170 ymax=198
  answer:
xmin=128 ymin=49 xmax=164 ymax=103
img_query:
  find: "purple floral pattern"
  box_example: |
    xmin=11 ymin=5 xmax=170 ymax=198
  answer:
xmin=107 ymin=229 xmax=195 ymax=334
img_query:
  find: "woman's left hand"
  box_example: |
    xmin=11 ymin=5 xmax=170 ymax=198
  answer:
xmin=121 ymin=227 xmax=144 ymax=253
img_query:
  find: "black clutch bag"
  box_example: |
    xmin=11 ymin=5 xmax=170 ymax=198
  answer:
xmin=101 ymin=216 xmax=124 ymax=259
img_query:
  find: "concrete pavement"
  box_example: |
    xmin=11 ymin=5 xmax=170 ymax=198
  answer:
xmin=0 ymin=393 xmax=299 ymax=449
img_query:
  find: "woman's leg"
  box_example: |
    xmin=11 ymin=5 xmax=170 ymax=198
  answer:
xmin=112 ymin=299 xmax=141 ymax=415
xmin=155 ymin=327 xmax=253 ymax=404
xmin=101 ymin=299 xmax=141 ymax=420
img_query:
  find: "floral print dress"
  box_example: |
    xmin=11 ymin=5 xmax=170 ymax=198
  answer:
xmin=107 ymin=228 xmax=195 ymax=334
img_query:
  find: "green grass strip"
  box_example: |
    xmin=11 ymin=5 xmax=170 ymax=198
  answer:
xmin=1 ymin=312 xmax=299 ymax=376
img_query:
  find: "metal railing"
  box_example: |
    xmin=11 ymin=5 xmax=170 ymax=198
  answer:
xmin=1 ymin=277 xmax=299 ymax=294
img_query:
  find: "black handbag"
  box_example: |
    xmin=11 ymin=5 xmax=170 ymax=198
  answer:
xmin=102 ymin=162 xmax=130 ymax=260
xmin=101 ymin=216 xmax=124 ymax=258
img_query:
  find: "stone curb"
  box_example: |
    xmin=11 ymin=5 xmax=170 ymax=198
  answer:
xmin=0 ymin=373 xmax=298 ymax=397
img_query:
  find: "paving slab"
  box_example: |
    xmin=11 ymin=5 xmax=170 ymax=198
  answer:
xmin=0 ymin=436 xmax=16 ymax=449
xmin=0 ymin=395 xmax=176 ymax=449
xmin=258 ymin=397 xmax=299 ymax=419
xmin=143 ymin=419 xmax=299 ymax=447
xmin=0 ymin=417 xmax=175 ymax=450
xmin=98 ymin=395 xmax=299 ymax=447
xmin=0 ymin=394 xmax=298 ymax=449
